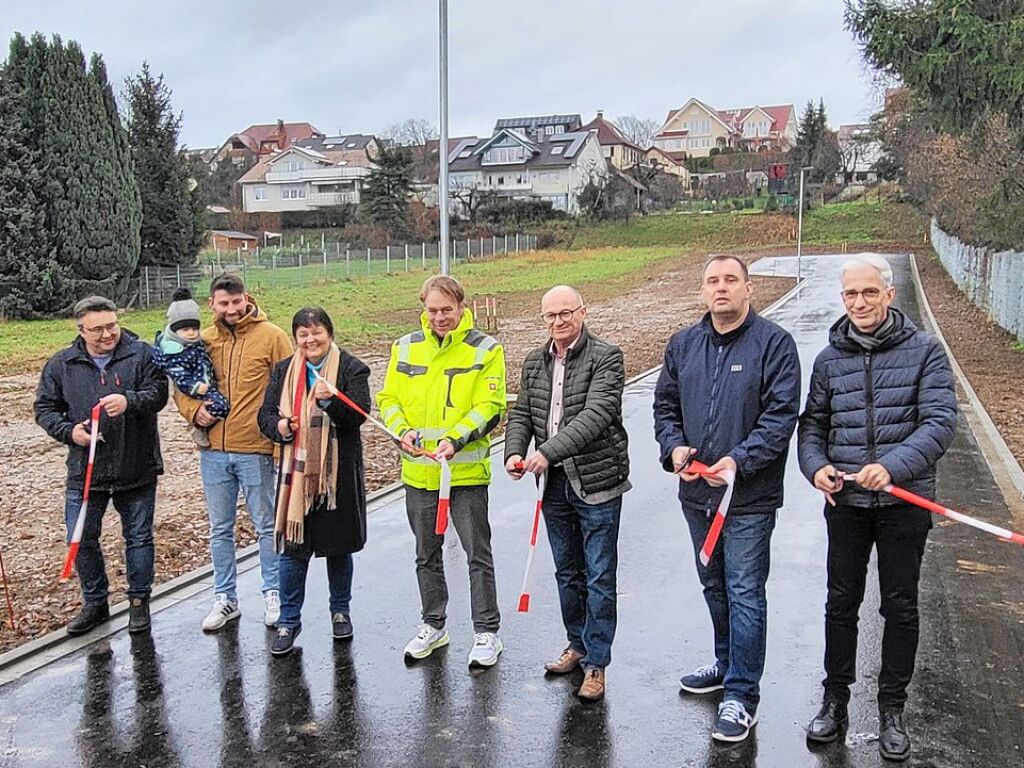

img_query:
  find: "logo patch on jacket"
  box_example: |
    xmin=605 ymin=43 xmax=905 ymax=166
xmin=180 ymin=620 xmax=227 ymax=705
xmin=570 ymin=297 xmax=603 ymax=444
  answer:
xmin=731 ymin=364 xmax=743 ymax=372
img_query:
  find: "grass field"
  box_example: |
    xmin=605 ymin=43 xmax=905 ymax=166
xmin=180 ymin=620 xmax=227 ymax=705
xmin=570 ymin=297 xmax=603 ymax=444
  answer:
xmin=1 ymin=201 xmax=928 ymax=373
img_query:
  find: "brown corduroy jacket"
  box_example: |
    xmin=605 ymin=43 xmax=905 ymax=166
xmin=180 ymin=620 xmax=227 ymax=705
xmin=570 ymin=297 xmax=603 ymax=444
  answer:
xmin=173 ymin=299 xmax=292 ymax=455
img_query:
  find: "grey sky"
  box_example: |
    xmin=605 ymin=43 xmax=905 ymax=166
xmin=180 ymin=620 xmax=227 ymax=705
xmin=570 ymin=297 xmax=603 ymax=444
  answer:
xmin=1 ymin=0 xmax=879 ymax=149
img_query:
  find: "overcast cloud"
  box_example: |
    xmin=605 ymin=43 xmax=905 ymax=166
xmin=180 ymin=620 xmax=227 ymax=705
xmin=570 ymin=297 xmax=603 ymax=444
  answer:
xmin=1 ymin=0 xmax=879 ymax=148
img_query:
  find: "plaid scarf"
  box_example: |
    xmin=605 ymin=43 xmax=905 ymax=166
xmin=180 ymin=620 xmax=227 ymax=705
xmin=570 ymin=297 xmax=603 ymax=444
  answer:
xmin=274 ymin=345 xmax=341 ymax=547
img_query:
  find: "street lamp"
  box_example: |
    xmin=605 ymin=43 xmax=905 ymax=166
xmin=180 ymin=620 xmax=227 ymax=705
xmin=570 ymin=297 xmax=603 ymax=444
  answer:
xmin=796 ymin=165 xmax=813 ymax=281
xmin=438 ymin=0 xmax=450 ymax=276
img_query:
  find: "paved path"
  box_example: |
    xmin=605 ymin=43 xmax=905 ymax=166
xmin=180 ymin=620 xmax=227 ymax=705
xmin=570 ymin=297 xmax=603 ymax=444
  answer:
xmin=1 ymin=254 xmax=1022 ymax=768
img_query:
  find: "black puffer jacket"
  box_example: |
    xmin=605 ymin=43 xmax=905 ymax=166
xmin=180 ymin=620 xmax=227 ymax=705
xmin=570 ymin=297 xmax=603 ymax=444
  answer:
xmin=798 ymin=308 xmax=958 ymax=508
xmin=34 ymin=331 xmax=168 ymax=492
xmin=504 ymin=327 xmax=630 ymax=503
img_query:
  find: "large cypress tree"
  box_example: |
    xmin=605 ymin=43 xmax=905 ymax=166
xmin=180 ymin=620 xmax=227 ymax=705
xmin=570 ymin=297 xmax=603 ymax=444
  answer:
xmin=126 ymin=63 xmax=202 ymax=266
xmin=361 ymin=144 xmax=414 ymax=238
xmin=0 ymin=33 xmax=140 ymax=316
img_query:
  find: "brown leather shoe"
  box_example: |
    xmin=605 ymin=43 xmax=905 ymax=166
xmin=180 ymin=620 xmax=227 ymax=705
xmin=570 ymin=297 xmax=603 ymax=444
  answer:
xmin=577 ymin=668 xmax=605 ymax=701
xmin=544 ymin=647 xmax=584 ymax=675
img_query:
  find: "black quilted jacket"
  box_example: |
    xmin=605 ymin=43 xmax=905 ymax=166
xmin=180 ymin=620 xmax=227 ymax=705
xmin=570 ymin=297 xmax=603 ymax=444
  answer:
xmin=504 ymin=327 xmax=630 ymax=503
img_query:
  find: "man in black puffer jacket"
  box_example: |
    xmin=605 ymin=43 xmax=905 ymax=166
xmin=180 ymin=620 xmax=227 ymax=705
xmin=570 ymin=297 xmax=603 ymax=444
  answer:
xmin=34 ymin=296 xmax=168 ymax=637
xmin=798 ymin=255 xmax=957 ymax=762
xmin=505 ymin=285 xmax=629 ymax=702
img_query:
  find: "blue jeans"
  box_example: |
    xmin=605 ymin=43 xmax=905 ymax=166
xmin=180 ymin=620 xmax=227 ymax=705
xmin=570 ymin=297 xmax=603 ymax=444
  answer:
xmin=63 ymin=483 xmax=156 ymax=605
xmin=542 ymin=468 xmax=622 ymax=669
xmin=278 ymin=548 xmax=354 ymax=629
xmin=683 ymin=507 xmax=776 ymax=710
xmin=199 ymin=451 xmax=278 ymax=601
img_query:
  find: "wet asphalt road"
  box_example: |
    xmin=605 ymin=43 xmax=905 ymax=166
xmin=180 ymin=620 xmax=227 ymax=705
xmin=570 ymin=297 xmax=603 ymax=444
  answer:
xmin=1 ymin=254 xmax=1022 ymax=768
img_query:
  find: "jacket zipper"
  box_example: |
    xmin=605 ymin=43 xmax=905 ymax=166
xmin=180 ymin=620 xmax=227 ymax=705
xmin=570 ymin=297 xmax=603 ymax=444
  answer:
xmin=863 ymin=351 xmax=878 ymax=507
xmin=223 ymin=329 xmax=236 ymax=452
xmin=704 ymin=344 xmax=724 ymax=517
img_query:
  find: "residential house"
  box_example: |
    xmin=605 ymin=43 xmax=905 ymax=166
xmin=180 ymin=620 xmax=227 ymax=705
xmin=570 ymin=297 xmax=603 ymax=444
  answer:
xmin=493 ymin=114 xmax=582 ymax=141
xmin=654 ymin=98 xmax=797 ymax=160
xmin=208 ymin=230 xmax=258 ymax=252
xmin=237 ymin=134 xmax=380 ymax=213
xmin=447 ymin=121 xmax=607 ymax=216
xmin=645 ymin=146 xmax=692 ymax=187
xmin=579 ymin=111 xmax=645 ymax=170
xmin=211 ymin=120 xmax=323 ymax=168
xmin=836 ymin=124 xmax=883 ymax=184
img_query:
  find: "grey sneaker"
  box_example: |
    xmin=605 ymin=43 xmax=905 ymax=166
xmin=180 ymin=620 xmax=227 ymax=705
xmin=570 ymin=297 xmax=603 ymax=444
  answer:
xmin=467 ymin=632 xmax=503 ymax=668
xmin=271 ymin=625 xmax=301 ymax=657
xmin=332 ymin=612 xmax=353 ymax=641
xmin=679 ymin=662 xmax=725 ymax=694
xmin=403 ymin=623 xmax=449 ymax=660
xmin=201 ymin=594 xmax=240 ymax=632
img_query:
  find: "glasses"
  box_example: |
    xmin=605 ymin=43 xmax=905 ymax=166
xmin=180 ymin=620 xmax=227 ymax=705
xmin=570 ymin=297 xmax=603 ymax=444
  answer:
xmin=841 ymin=288 xmax=883 ymax=303
xmin=541 ymin=306 xmax=584 ymax=325
xmin=78 ymin=321 xmax=119 ymax=336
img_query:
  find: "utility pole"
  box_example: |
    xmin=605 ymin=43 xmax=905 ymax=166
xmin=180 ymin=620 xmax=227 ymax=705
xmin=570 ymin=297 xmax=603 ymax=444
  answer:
xmin=438 ymin=0 xmax=450 ymax=275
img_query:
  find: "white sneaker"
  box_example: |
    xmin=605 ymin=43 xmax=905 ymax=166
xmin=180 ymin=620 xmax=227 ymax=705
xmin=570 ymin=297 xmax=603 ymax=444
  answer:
xmin=467 ymin=632 xmax=503 ymax=668
xmin=264 ymin=590 xmax=281 ymax=627
xmin=202 ymin=594 xmax=240 ymax=632
xmin=403 ymin=623 xmax=450 ymax=660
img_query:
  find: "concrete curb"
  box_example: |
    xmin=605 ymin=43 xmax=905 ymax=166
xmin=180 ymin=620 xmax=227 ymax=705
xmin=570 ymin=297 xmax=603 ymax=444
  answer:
xmin=908 ymin=252 xmax=1024 ymax=514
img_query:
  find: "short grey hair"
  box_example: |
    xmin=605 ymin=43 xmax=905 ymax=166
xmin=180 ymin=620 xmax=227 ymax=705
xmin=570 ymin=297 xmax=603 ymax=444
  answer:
xmin=73 ymin=295 xmax=117 ymax=319
xmin=542 ymin=285 xmax=585 ymax=306
xmin=840 ymin=255 xmax=893 ymax=288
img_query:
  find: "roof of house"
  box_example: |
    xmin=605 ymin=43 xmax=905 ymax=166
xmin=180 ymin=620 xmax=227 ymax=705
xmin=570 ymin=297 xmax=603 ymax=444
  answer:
xmin=448 ymin=129 xmax=594 ymax=172
xmin=425 ymin=137 xmax=476 ymax=156
xmin=646 ymin=145 xmax=687 ymax=167
xmin=296 ymin=134 xmax=375 ymax=152
xmin=493 ymin=114 xmax=582 ymax=134
xmin=579 ymin=113 xmax=642 ymax=151
xmin=209 ymin=229 xmax=257 ymax=240
xmin=226 ymin=121 xmax=322 ymax=153
xmin=837 ymin=123 xmax=874 ymax=142
xmin=237 ymin=141 xmax=375 ymax=185
xmin=659 ymin=100 xmax=795 ymax=137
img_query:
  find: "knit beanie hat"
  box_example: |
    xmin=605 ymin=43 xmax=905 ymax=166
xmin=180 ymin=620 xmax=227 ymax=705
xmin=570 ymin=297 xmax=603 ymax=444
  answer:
xmin=166 ymin=287 xmax=201 ymax=332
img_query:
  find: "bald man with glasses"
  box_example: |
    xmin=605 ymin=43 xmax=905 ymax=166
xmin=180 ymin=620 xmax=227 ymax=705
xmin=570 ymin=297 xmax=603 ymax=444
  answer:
xmin=505 ymin=285 xmax=630 ymax=701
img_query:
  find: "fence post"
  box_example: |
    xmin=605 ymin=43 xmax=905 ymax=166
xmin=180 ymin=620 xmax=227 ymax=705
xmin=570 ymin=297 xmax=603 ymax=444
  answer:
xmin=176 ymin=263 xmax=181 ymax=287
xmin=386 ymin=245 xmax=391 ymax=275
xmin=299 ymin=252 xmax=303 ymax=268
xmin=405 ymin=243 xmax=409 ymax=272
xmin=272 ymin=251 xmax=276 ymax=270
xmin=422 ymin=243 xmax=427 ymax=269
xmin=346 ymin=249 xmax=350 ymax=279
xmin=492 ymin=235 xmax=496 ymax=256
xmin=504 ymin=233 xmax=508 ymax=254
xmin=516 ymin=233 xmax=520 ymax=252
xmin=367 ymin=247 xmax=371 ymax=276
xmin=144 ymin=266 xmax=150 ymax=307
xmin=323 ymin=249 xmax=328 ymax=272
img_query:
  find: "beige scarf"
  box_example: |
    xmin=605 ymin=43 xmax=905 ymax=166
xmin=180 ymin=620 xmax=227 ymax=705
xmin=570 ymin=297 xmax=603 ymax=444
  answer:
xmin=274 ymin=345 xmax=341 ymax=547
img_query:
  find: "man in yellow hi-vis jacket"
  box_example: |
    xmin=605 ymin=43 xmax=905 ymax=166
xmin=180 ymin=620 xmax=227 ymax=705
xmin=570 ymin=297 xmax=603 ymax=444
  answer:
xmin=377 ymin=275 xmax=507 ymax=668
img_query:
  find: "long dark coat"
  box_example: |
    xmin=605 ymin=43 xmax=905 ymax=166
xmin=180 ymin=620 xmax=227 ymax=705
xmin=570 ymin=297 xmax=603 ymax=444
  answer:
xmin=258 ymin=349 xmax=371 ymax=556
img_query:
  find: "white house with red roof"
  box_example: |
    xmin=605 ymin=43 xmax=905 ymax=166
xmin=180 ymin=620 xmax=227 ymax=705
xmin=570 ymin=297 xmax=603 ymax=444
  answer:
xmin=653 ymin=98 xmax=797 ymax=160
xmin=211 ymin=119 xmax=324 ymax=168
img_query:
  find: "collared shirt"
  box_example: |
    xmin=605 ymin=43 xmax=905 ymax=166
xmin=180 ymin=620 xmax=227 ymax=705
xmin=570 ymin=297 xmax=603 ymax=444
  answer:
xmin=547 ymin=333 xmax=581 ymax=440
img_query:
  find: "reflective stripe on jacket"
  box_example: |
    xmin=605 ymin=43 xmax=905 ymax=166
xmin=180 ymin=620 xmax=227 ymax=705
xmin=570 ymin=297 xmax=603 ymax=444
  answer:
xmin=376 ymin=308 xmax=506 ymax=489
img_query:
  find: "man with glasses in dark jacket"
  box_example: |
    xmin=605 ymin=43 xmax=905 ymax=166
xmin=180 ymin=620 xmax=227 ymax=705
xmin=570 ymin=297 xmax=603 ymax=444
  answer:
xmin=653 ymin=255 xmax=800 ymax=743
xmin=799 ymin=255 xmax=957 ymax=762
xmin=34 ymin=296 xmax=168 ymax=636
xmin=505 ymin=285 xmax=630 ymax=702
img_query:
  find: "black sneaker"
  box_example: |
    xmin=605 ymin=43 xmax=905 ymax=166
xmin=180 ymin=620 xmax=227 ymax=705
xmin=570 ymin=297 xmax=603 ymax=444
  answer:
xmin=271 ymin=625 xmax=301 ymax=657
xmin=806 ymin=698 xmax=848 ymax=743
xmin=679 ymin=662 xmax=724 ymax=694
xmin=712 ymin=699 xmax=758 ymax=743
xmin=128 ymin=597 xmax=151 ymax=634
xmin=879 ymin=708 xmax=911 ymax=761
xmin=332 ymin=612 xmax=353 ymax=641
xmin=67 ymin=603 xmax=110 ymax=636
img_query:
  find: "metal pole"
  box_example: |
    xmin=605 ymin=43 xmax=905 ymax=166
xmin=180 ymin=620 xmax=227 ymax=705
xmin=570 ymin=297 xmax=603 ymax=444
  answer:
xmin=797 ymin=167 xmax=806 ymax=281
xmin=346 ymin=249 xmax=350 ymax=279
xmin=438 ymin=0 xmax=451 ymax=275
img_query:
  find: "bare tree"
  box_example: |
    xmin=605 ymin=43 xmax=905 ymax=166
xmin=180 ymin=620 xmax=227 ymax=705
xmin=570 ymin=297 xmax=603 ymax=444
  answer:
xmin=614 ymin=115 xmax=660 ymax=149
xmin=381 ymin=118 xmax=439 ymax=147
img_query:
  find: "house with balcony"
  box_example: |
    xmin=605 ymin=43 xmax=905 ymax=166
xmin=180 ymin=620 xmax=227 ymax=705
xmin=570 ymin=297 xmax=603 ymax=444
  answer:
xmin=447 ymin=121 xmax=606 ymax=216
xmin=211 ymin=119 xmax=323 ymax=169
xmin=237 ymin=134 xmax=380 ymax=213
xmin=492 ymin=114 xmax=582 ymax=141
xmin=653 ymin=98 xmax=797 ymax=160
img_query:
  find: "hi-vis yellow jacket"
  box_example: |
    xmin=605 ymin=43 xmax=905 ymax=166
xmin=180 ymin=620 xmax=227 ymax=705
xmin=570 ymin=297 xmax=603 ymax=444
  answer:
xmin=376 ymin=308 xmax=506 ymax=490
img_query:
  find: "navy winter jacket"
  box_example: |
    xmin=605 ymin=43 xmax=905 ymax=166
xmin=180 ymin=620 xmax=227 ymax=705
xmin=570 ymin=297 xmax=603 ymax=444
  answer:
xmin=152 ymin=333 xmax=230 ymax=419
xmin=34 ymin=330 xmax=168 ymax=492
xmin=653 ymin=309 xmax=801 ymax=515
xmin=797 ymin=308 xmax=957 ymax=508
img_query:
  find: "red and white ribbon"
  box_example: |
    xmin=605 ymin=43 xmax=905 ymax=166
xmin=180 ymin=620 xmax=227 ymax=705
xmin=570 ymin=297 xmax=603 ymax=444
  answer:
xmin=517 ymin=467 xmax=546 ymax=613
xmin=61 ymin=403 xmax=101 ymax=582
xmin=675 ymin=459 xmax=737 ymax=567
xmin=435 ymin=456 xmax=452 ymax=535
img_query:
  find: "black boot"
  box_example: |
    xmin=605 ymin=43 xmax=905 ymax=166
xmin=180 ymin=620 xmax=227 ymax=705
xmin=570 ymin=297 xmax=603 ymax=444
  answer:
xmin=879 ymin=708 xmax=911 ymax=761
xmin=128 ymin=597 xmax=151 ymax=634
xmin=807 ymin=697 xmax=848 ymax=743
xmin=67 ymin=603 xmax=110 ymax=636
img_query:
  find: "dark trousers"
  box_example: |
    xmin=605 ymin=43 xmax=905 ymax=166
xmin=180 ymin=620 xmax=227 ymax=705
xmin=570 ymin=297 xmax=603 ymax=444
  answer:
xmin=683 ymin=507 xmax=776 ymax=711
xmin=542 ymin=467 xmax=622 ymax=669
xmin=63 ymin=482 xmax=156 ymax=605
xmin=278 ymin=547 xmax=353 ymax=629
xmin=405 ymin=484 xmax=500 ymax=633
xmin=823 ymin=503 xmax=931 ymax=709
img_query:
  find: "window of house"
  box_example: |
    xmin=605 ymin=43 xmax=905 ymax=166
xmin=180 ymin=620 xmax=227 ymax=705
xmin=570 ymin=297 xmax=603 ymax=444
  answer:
xmin=609 ymin=146 xmax=615 ymax=157
xmin=545 ymin=125 xmax=555 ymax=135
xmin=254 ymin=186 xmax=268 ymax=201
xmin=287 ymin=160 xmax=305 ymax=172
xmin=552 ymin=145 xmax=564 ymax=155
xmin=282 ymin=186 xmax=307 ymax=200
xmin=554 ymin=125 xmax=564 ymax=134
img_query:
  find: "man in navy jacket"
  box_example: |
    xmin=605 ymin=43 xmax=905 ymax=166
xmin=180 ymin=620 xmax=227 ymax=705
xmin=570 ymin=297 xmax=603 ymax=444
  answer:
xmin=798 ymin=255 xmax=956 ymax=762
xmin=654 ymin=255 xmax=800 ymax=743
